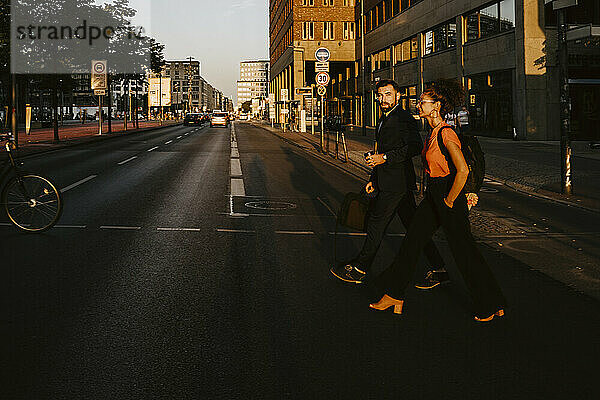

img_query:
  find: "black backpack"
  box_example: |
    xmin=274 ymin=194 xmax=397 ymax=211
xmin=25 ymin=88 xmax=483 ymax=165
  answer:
xmin=436 ymin=127 xmax=486 ymax=193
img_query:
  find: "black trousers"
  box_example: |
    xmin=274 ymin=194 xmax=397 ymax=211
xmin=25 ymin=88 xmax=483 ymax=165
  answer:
xmin=374 ymin=177 xmax=505 ymax=317
xmin=355 ymin=190 xmax=445 ymax=272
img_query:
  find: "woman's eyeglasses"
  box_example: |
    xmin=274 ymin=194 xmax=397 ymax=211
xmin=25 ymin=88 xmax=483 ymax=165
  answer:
xmin=417 ymin=99 xmax=436 ymax=106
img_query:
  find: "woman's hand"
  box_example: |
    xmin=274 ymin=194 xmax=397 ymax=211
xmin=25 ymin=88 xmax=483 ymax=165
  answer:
xmin=444 ymin=197 xmax=454 ymax=208
xmin=466 ymin=193 xmax=479 ymax=210
xmin=365 ymin=181 xmax=375 ymax=194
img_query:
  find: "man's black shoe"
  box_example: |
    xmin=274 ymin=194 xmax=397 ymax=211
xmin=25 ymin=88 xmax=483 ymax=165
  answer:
xmin=414 ymin=270 xmax=450 ymax=290
xmin=330 ymin=263 xmax=367 ymax=284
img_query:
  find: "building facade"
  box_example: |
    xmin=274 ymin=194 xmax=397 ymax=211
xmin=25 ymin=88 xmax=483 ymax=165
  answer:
xmin=237 ymin=60 xmax=269 ymax=111
xmin=357 ymin=0 xmax=599 ymax=139
xmin=269 ymin=0 xmax=357 ymax=123
xmin=269 ymin=0 xmax=599 ymax=140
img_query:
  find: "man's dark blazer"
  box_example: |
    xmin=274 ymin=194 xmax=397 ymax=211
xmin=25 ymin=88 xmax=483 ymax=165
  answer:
xmin=369 ymin=104 xmax=423 ymax=193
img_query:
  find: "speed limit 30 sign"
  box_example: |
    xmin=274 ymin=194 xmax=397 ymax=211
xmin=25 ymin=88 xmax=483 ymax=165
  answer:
xmin=316 ymin=72 xmax=330 ymax=86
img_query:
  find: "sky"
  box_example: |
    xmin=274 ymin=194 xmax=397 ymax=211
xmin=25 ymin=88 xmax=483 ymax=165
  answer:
xmin=130 ymin=0 xmax=269 ymax=102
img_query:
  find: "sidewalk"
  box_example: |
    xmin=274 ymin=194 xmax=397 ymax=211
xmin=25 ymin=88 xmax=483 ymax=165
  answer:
xmin=253 ymin=121 xmax=600 ymax=212
xmin=4 ymin=120 xmax=180 ymax=157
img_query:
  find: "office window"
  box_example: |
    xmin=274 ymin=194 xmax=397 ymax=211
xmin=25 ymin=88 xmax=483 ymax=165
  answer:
xmin=466 ymin=0 xmax=515 ymax=42
xmin=302 ymin=0 xmax=314 ymax=5
xmin=343 ymin=0 xmax=355 ymax=5
xmin=323 ymin=22 xmax=335 ymax=40
xmin=302 ymin=22 xmax=314 ymax=39
xmin=393 ymin=0 xmax=400 ymax=16
xmin=424 ymin=20 xmax=457 ymax=55
xmin=343 ymin=22 xmax=356 ymax=40
xmin=385 ymin=1 xmax=392 ymax=20
xmin=323 ymin=0 xmax=333 ymax=5
xmin=394 ymin=36 xmax=418 ymax=64
xmin=377 ymin=4 xmax=383 ymax=25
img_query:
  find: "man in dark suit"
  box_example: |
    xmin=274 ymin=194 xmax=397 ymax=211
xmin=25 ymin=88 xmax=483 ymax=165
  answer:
xmin=330 ymin=79 xmax=445 ymax=284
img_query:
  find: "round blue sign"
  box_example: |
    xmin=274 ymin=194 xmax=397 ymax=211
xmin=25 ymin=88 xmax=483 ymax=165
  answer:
xmin=315 ymin=47 xmax=330 ymax=62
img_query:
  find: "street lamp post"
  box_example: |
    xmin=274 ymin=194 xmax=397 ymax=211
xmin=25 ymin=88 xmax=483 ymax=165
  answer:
xmin=361 ymin=0 xmax=367 ymax=136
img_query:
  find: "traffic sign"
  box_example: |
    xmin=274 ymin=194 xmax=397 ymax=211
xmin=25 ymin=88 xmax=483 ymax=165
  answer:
xmin=91 ymin=60 xmax=107 ymax=90
xmin=280 ymin=108 xmax=289 ymax=114
xmin=317 ymin=86 xmax=326 ymax=97
xmin=316 ymin=72 xmax=330 ymax=86
xmin=315 ymin=47 xmax=330 ymax=62
xmin=94 ymin=89 xmax=106 ymax=96
xmin=315 ymin=61 xmax=329 ymax=72
xmin=281 ymin=89 xmax=288 ymax=102
xmin=295 ymin=87 xmax=313 ymax=95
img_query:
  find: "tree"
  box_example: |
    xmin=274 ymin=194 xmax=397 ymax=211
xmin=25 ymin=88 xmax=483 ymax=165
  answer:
xmin=241 ymin=101 xmax=252 ymax=113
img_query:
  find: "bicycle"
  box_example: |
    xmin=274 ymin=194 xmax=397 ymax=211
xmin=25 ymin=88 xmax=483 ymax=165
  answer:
xmin=0 ymin=133 xmax=63 ymax=232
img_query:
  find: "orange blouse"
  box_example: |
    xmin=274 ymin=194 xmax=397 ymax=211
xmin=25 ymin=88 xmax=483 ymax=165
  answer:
xmin=422 ymin=123 xmax=461 ymax=178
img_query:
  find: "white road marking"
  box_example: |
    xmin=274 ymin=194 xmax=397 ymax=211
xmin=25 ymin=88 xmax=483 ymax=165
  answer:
xmin=100 ymin=226 xmax=141 ymax=230
xmin=165 ymin=140 xmax=173 ymax=145
xmin=147 ymin=146 xmax=159 ymax=152
xmin=177 ymin=136 xmax=183 ymax=139
xmin=157 ymin=227 xmax=203 ymax=232
xmin=117 ymin=156 xmax=137 ymax=165
xmin=231 ymin=141 xmax=238 ymax=148
xmin=231 ymin=159 xmax=242 ymax=176
xmin=231 ymin=178 xmax=246 ymax=197
xmin=275 ymin=231 xmax=315 ymax=235
xmin=185 ymin=133 xmax=190 ymax=136
xmin=60 ymin=175 xmax=97 ymax=193
xmin=231 ymin=148 xmax=239 ymax=158
xmin=217 ymin=228 xmax=256 ymax=233
xmin=55 ymin=225 xmax=87 ymax=229
xmin=328 ymin=232 xmax=367 ymax=236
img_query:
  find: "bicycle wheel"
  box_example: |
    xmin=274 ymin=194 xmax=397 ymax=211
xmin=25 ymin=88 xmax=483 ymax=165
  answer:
xmin=2 ymin=174 xmax=63 ymax=232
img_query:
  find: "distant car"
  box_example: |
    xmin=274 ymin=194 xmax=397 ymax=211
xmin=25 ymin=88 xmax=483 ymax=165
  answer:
xmin=184 ymin=113 xmax=203 ymax=126
xmin=210 ymin=112 xmax=229 ymax=128
xmin=238 ymin=113 xmax=248 ymax=121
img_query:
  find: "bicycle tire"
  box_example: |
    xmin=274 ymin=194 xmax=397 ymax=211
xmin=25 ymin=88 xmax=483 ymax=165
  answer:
xmin=2 ymin=174 xmax=63 ymax=233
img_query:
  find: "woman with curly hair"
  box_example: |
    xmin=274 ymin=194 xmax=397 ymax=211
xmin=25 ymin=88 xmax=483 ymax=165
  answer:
xmin=368 ymin=80 xmax=506 ymax=322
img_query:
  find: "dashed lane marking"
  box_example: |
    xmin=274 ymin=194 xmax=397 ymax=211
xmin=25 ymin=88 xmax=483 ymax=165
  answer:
xmin=61 ymin=175 xmax=97 ymax=193
xmin=100 ymin=226 xmax=141 ymax=230
xmin=177 ymin=136 xmax=183 ymax=139
xmin=231 ymin=178 xmax=246 ymax=197
xmin=117 ymin=156 xmax=138 ymax=165
xmin=147 ymin=146 xmax=159 ymax=152
xmin=217 ymin=228 xmax=256 ymax=233
xmin=157 ymin=227 xmax=203 ymax=232
xmin=165 ymin=140 xmax=173 ymax=145
xmin=55 ymin=225 xmax=87 ymax=229
xmin=231 ymin=148 xmax=240 ymax=158
xmin=275 ymin=231 xmax=315 ymax=235
xmin=230 ymin=159 xmax=242 ymax=176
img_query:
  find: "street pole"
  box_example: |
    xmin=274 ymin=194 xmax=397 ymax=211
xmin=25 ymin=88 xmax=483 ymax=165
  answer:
xmin=107 ymin=74 xmax=112 ymax=134
xmin=361 ymin=0 xmax=367 ymax=136
xmin=311 ymin=85 xmax=315 ymax=135
xmin=98 ymin=95 xmax=103 ymax=135
xmin=11 ymin=74 xmax=18 ymax=149
xmin=558 ymin=7 xmax=572 ymax=195
xmin=320 ymin=95 xmax=324 ymax=152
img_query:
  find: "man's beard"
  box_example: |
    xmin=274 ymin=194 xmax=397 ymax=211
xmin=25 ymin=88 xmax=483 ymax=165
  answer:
xmin=381 ymin=101 xmax=396 ymax=110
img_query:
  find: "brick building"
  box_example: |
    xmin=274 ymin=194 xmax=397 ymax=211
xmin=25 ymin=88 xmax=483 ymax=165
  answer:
xmin=269 ymin=0 xmax=357 ymax=123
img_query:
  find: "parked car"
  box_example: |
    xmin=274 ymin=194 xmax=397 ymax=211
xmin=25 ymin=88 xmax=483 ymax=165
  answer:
xmin=210 ymin=112 xmax=229 ymax=128
xmin=184 ymin=113 xmax=203 ymax=126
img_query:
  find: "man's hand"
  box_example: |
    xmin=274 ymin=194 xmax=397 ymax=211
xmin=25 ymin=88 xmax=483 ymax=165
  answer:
xmin=466 ymin=193 xmax=479 ymax=210
xmin=366 ymin=153 xmax=386 ymax=168
xmin=365 ymin=181 xmax=375 ymax=194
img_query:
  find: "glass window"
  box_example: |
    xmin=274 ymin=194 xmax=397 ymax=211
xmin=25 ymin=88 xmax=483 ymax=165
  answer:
xmin=377 ymin=4 xmax=383 ymax=25
xmin=385 ymin=0 xmax=392 ymax=21
xmin=499 ymin=0 xmax=515 ymax=31
xmin=466 ymin=12 xmax=479 ymax=41
xmin=480 ymin=4 xmax=500 ymax=38
xmin=401 ymin=0 xmax=410 ymax=11
xmin=433 ymin=24 xmax=447 ymax=52
xmin=447 ymin=23 xmax=457 ymax=48
xmin=424 ymin=31 xmax=434 ymax=55
xmin=393 ymin=0 xmax=400 ymax=16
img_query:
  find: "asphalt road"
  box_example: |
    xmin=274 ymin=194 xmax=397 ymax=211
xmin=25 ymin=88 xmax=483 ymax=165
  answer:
xmin=1 ymin=122 xmax=598 ymax=399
